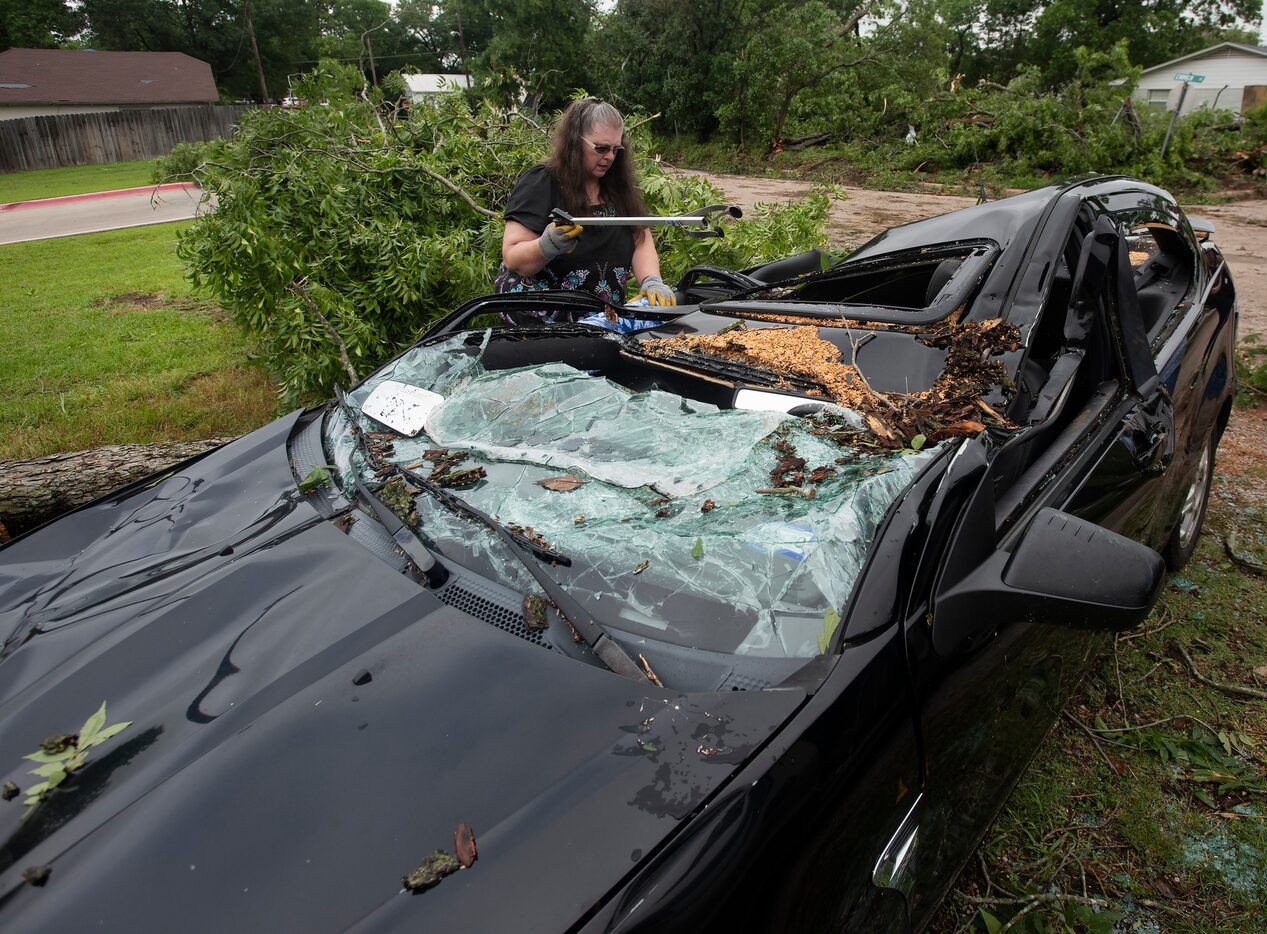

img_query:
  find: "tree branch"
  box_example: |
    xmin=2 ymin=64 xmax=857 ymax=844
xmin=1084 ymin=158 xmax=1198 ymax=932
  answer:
xmin=416 ymin=164 xmax=500 ymax=219
xmin=1175 ymin=642 xmax=1267 ymax=701
xmin=1225 ymin=529 xmax=1267 ymax=576
xmin=288 ymin=278 xmax=358 ymax=384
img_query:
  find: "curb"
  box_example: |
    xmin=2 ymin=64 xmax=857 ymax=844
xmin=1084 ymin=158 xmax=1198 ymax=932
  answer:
xmin=0 ymin=182 xmax=201 ymax=212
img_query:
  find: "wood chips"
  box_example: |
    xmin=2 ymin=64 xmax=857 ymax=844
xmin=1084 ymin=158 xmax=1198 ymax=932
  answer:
xmin=644 ymin=319 xmax=1021 ymax=448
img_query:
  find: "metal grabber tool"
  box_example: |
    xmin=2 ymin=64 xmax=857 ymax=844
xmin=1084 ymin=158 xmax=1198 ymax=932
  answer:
xmin=548 ymin=204 xmax=743 ymax=238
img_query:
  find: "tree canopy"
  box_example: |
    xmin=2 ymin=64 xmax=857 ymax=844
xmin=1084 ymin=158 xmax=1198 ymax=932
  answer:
xmin=8 ymin=0 xmax=1260 ymax=125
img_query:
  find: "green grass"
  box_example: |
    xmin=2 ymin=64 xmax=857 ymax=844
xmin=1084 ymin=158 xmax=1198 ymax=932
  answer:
xmin=931 ymin=411 xmax=1267 ymax=933
xmin=0 ymin=159 xmax=159 ymax=205
xmin=0 ymin=221 xmax=279 ymax=460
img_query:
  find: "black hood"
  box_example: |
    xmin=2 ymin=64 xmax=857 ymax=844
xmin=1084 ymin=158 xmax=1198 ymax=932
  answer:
xmin=0 ymin=416 xmax=804 ymax=932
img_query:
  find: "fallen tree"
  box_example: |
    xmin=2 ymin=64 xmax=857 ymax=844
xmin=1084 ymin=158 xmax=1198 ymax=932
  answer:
xmin=0 ymin=439 xmax=229 ymax=540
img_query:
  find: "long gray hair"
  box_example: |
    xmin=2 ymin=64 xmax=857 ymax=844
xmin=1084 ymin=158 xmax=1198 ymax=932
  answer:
xmin=546 ymin=98 xmax=648 ymax=222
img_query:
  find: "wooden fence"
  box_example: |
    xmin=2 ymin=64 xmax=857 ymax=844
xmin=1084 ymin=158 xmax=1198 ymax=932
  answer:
xmin=0 ymin=105 xmax=254 ymax=174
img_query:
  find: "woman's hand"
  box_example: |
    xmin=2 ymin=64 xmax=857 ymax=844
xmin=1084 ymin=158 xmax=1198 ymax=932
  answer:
xmin=502 ymin=219 xmax=581 ymax=276
xmin=538 ymin=222 xmax=583 ymax=261
xmin=633 ymin=274 xmax=677 ymax=307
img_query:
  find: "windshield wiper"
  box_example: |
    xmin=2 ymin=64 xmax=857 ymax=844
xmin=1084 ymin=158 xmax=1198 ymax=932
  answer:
xmin=396 ymin=465 xmax=652 ymax=684
xmin=330 ymin=390 xmax=651 ymax=684
xmin=331 ymin=388 xmax=571 ymax=564
xmin=351 ymin=476 xmax=449 ymax=588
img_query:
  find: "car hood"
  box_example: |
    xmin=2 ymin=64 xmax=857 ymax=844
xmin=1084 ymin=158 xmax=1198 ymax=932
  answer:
xmin=0 ymin=414 xmax=805 ymax=932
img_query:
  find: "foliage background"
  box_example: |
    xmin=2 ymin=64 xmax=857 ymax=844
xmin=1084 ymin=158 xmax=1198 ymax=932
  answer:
xmin=168 ymin=68 xmax=836 ymax=402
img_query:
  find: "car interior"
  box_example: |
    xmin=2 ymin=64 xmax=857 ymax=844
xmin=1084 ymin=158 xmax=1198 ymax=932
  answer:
xmin=1125 ymin=219 xmax=1197 ymax=340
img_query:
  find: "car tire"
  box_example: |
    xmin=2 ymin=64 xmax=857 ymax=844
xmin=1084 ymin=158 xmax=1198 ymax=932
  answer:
xmin=1163 ymin=432 xmax=1215 ymax=571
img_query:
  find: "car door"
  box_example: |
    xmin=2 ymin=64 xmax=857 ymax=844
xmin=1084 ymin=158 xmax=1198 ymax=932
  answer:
xmin=891 ymin=200 xmax=1174 ymax=930
xmin=1093 ymin=191 xmax=1232 ymax=554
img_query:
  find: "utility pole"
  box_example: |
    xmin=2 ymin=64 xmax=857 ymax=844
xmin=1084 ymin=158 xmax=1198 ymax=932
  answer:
xmin=366 ymin=35 xmax=378 ymax=86
xmin=453 ymin=0 xmax=470 ymax=79
xmin=243 ymin=0 xmax=270 ymax=104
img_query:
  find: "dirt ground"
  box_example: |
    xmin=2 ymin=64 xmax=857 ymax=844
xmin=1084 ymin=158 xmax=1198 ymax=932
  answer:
xmin=690 ymin=171 xmax=1267 ymax=339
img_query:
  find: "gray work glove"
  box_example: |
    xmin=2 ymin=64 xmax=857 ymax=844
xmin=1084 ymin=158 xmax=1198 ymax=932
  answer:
xmin=538 ymin=222 xmax=583 ymax=261
xmin=632 ymin=274 xmax=677 ymax=307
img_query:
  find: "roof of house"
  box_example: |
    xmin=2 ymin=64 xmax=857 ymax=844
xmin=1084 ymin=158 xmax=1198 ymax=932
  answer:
xmin=0 ymin=49 xmax=218 ymax=106
xmin=402 ymin=73 xmax=472 ymax=94
xmin=1139 ymin=42 xmax=1267 ymax=77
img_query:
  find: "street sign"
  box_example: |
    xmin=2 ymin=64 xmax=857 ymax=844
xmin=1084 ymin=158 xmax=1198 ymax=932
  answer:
xmin=1173 ymin=73 xmax=1206 ymax=83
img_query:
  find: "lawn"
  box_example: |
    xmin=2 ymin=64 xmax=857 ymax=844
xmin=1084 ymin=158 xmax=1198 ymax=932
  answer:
xmin=0 ymin=159 xmax=158 ymax=205
xmin=931 ymin=405 xmax=1267 ymax=934
xmin=0 ymin=221 xmax=279 ymax=460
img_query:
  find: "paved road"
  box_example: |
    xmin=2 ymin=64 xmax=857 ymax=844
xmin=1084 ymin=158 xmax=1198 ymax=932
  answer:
xmin=0 ymin=183 xmax=209 ymax=245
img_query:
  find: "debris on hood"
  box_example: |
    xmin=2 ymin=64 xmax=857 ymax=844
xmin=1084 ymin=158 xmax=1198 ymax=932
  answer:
xmin=402 ymin=850 xmax=460 ymax=892
xmin=522 ymin=594 xmax=550 ymax=631
xmin=453 ymin=823 xmax=478 ymax=869
xmin=403 ymin=822 xmax=478 ymax=892
xmin=21 ymin=865 xmax=51 ymax=887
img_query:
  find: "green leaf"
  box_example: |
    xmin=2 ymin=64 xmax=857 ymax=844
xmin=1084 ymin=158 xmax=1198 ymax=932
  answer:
xmin=1193 ymin=787 xmax=1216 ymax=809
xmin=78 ymin=701 xmax=108 ymax=746
xmin=910 ymin=433 xmax=926 ymax=451
xmin=82 ymin=721 xmax=132 ymax=749
xmin=23 ymin=749 xmax=74 ymax=764
xmin=297 ymin=465 xmax=334 ymax=493
xmin=691 ymin=537 xmax=704 ymax=560
xmin=29 ymin=762 xmax=67 ymax=781
xmin=979 ymin=908 xmax=1003 ymax=934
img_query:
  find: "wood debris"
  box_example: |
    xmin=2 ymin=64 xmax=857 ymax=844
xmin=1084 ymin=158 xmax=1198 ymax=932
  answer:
xmin=643 ymin=319 xmax=1020 ymax=449
xmin=536 ymin=475 xmax=586 ymax=492
xmin=453 ymin=823 xmax=478 ymax=869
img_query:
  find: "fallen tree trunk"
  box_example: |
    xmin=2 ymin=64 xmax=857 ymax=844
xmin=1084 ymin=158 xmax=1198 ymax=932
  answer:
xmin=0 ymin=438 xmax=231 ymax=541
xmin=782 ymin=133 xmax=831 ymax=151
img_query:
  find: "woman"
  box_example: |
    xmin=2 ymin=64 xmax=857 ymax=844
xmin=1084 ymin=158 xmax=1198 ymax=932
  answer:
xmin=496 ymin=98 xmax=675 ymax=312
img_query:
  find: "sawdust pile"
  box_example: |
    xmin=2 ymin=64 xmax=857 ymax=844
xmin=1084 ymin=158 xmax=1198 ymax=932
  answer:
xmin=644 ymin=319 xmax=1021 ymax=449
xmin=650 ymin=325 xmax=878 ymax=411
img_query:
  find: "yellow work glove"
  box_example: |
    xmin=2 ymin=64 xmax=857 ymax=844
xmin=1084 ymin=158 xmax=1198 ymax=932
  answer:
xmin=539 ymin=223 xmax=583 ymax=261
xmin=632 ymin=274 xmax=677 ymax=307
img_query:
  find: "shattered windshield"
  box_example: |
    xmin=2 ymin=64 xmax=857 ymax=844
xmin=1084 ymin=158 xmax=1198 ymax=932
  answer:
xmin=323 ymin=330 xmax=937 ymax=659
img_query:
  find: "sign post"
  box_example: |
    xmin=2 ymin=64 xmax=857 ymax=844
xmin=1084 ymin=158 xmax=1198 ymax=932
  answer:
xmin=1161 ymin=74 xmax=1203 ymax=158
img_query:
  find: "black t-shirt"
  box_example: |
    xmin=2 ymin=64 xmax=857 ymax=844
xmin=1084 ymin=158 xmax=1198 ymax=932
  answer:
xmin=495 ymin=165 xmax=635 ymax=304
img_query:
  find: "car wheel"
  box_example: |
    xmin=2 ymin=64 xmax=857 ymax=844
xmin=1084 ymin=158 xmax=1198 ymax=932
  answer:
xmin=1163 ymin=432 xmax=1215 ymax=570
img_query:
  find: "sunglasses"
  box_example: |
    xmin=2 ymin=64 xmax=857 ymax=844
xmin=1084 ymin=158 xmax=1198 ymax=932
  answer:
xmin=583 ymin=138 xmax=625 ymax=156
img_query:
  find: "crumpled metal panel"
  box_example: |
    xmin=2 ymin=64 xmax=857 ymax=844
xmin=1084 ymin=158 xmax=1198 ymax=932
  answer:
xmin=336 ymin=334 xmax=933 ymax=658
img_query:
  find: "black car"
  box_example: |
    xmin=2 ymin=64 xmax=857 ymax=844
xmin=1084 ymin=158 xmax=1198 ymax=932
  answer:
xmin=0 ymin=175 xmax=1236 ymax=931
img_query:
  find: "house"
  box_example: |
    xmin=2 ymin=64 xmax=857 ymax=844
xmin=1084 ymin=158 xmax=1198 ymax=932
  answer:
xmin=0 ymin=48 xmax=218 ymax=121
xmin=401 ymin=73 xmax=472 ymax=104
xmin=1134 ymin=42 xmax=1267 ymax=116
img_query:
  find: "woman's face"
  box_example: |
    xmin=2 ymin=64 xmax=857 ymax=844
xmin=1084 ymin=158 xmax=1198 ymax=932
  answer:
xmin=581 ymin=123 xmax=624 ymax=182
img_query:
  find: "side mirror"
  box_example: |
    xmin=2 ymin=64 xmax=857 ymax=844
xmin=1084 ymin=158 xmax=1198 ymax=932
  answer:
xmin=933 ymin=507 xmax=1164 ymax=653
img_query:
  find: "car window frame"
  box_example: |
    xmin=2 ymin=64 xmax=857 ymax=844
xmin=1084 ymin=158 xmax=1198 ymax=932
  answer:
xmin=1093 ymin=190 xmax=1202 ymax=355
